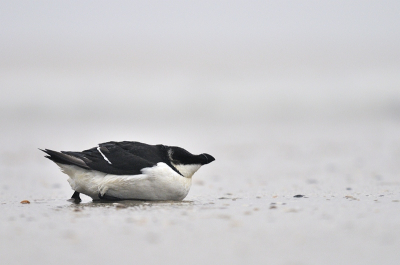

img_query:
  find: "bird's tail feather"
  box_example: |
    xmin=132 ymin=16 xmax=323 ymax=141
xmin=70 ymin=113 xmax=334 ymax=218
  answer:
xmin=40 ymin=149 xmax=89 ymax=169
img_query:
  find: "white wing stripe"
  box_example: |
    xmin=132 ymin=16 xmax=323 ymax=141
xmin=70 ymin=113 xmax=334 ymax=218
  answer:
xmin=97 ymin=147 xmax=112 ymax=164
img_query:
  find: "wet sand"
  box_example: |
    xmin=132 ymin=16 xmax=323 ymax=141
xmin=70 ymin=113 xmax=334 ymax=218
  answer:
xmin=1 ymin=117 xmax=400 ymax=265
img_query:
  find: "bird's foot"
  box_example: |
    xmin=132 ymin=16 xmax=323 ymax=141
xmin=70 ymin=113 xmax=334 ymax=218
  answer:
xmin=68 ymin=191 xmax=82 ymax=204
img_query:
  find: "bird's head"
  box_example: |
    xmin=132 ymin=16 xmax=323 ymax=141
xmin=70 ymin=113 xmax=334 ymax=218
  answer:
xmin=166 ymin=146 xmax=215 ymax=178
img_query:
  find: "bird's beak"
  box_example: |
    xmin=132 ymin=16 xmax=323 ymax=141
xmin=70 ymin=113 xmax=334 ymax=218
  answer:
xmin=201 ymin=153 xmax=215 ymax=165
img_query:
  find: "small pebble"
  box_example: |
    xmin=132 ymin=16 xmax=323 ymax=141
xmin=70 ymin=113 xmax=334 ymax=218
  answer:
xmin=346 ymin=187 xmax=352 ymax=190
xmin=113 ymin=203 xmax=127 ymax=209
xmin=20 ymin=200 xmax=30 ymax=204
xmin=344 ymin=195 xmax=357 ymax=200
xmin=293 ymin=195 xmax=304 ymax=198
xmin=269 ymin=205 xmax=277 ymax=209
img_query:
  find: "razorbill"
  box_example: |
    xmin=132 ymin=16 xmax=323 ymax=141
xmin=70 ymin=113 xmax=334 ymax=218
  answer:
xmin=41 ymin=141 xmax=215 ymax=201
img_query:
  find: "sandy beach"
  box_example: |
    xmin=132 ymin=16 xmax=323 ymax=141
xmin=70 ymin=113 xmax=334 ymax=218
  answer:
xmin=1 ymin=117 xmax=399 ymax=265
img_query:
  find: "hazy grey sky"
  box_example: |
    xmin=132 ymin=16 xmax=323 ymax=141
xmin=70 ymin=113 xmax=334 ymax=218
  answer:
xmin=1 ymin=1 xmax=399 ymax=121
xmin=2 ymin=1 xmax=399 ymax=47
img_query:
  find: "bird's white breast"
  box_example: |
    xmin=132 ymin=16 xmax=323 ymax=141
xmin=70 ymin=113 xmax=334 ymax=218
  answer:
xmin=173 ymin=163 xmax=201 ymax=178
xmin=57 ymin=162 xmax=192 ymax=201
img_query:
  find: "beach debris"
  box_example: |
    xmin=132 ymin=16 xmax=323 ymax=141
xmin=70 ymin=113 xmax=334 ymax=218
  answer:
xmin=219 ymin=196 xmax=241 ymax=200
xmin=20 ymin=200 xmax=30 ymax=204
xmin=344 ymin=195 xmax=358 ymax=200
xmin=293 ymin=194 xmax=304 ymax=198
xmin=113 ymin=203 xmax=128 ymax=209
xmin=269 ymin=205 xmax=277 ymax=209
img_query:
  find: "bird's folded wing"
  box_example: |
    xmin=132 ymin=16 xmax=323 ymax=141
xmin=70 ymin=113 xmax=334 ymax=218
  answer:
xmin=100 ymin=141 xmax=165 ymax=164
xmin=63 ymin=144 xmax=156 ymax=175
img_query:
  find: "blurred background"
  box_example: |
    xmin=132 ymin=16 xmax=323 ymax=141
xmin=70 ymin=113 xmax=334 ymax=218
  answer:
xmin=1 ymin=0 xmax=399 ymax=126
xmin=1 ymin=0 xmax=399 ymax=190
xmin=1 ymin=0 xmax=400 ymax=191
xmin=1 ymin=2 xmax=400 ymax=264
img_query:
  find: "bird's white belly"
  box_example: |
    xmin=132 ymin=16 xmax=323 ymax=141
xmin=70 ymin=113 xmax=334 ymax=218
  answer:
xmin=57 ymin=162 xmax=192 ymax=201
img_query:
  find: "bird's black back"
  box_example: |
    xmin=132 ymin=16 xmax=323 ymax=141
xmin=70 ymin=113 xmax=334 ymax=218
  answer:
xmin=61 ymin=141 xmax=171 ymax=175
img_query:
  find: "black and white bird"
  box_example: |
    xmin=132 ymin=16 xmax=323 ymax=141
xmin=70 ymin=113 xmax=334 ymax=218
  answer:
xmin=41 ymin=141 xmax=215 ymax=201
